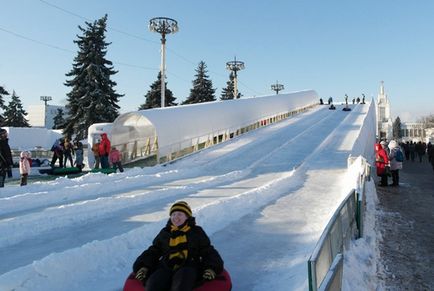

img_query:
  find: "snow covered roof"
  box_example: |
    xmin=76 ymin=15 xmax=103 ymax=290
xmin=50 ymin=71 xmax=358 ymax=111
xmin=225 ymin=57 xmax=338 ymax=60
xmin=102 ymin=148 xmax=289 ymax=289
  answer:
xmin=110 ymin=90 xmax=318 ymax=157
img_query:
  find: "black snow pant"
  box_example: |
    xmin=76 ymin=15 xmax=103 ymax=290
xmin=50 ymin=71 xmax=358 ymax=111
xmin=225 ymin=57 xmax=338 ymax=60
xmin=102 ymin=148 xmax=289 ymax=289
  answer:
xmin=64 ymin=152 xmax=74 ymax=168
xmin=113 ymin=162 xmax=124 ymax=173
xmin=0 ymin=170 xmax=5 ymax=187
xmin=51 ymin=153 xmax=63 ymax=168
xmin=145 ymin=265 xmax=197 ymax=291
xmin=20 ymin=173 xmax=28 ymax=186
xmin=391 ymin=170 xmax=399 ymax=186
xmin=379 ymin=174 xmax=388 ymax=186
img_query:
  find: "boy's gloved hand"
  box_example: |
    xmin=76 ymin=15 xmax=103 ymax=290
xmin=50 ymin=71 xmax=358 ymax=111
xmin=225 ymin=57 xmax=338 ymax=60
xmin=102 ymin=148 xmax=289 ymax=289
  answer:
xmin=135 ymin=267 xmax=148 ymax=281
xmin=202 ymin=269 xmax=216 ymax=280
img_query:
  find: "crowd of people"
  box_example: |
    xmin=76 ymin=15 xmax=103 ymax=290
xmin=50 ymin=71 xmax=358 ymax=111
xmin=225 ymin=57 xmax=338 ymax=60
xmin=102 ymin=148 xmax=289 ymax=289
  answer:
xmin=0 ymin=129 xmax=125 ymax=188
xmin=375 ymin=139 xmax=434 ymax=187
xmin=50 ymin=132 xmax=123 ymax=173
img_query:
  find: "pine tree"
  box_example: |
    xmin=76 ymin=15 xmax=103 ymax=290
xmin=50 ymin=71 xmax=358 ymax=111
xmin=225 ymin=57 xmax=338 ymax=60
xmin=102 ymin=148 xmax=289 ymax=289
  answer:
xmin=64 ymin=14 xmax=123 ymax=140
xmin=182 ymin=61 xmax=216 ymax=104
xmin=0 ymin=85 xmax=10 ymax=125
xmin=53 ymin=108 xmax=66 ymax=129
xmin=139 ymin=72 xmax=177 ymax=110
xmin=220 ymin=72 xmax=241 ymax=100
xmin=3 ymin=91 xmax=30 ymax=127
xmin=392 ymin=116 xmax=402 ymax=140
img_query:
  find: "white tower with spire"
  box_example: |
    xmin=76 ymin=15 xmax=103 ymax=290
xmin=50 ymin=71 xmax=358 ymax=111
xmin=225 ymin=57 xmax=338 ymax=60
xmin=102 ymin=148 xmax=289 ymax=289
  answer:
xmin=376 ymin=81 xmax=393 ymax=140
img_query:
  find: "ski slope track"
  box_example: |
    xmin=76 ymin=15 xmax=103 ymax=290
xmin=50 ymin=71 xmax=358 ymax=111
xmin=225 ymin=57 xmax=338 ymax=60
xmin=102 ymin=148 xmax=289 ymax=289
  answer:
xmin=0 ymin=103 xmax=374 ymax=291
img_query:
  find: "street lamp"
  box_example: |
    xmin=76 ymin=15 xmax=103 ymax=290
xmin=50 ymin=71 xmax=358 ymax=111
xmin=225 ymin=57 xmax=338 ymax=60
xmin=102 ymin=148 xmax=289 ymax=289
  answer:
xmin=226 ymin=57 xmax=245 ymax=99
xmin=271 ymin=81 xmax=284 ymax=94
xmin=40 ymin=96 xmax=52 ymax=106
xmin=149 ymin=17 xmax=179 ymax=108
xmin=40 ymin=96 xmax=52 ymax=128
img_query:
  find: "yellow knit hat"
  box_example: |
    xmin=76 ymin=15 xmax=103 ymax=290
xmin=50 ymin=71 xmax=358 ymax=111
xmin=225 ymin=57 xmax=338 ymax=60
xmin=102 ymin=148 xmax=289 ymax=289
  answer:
xmin=170 ymin=201 xmax=192 ymax=217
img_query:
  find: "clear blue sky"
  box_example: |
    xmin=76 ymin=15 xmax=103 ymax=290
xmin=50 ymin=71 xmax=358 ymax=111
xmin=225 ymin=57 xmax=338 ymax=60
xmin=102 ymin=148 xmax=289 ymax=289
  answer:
xmin=1 ymin=0 xmax=433 ymax=122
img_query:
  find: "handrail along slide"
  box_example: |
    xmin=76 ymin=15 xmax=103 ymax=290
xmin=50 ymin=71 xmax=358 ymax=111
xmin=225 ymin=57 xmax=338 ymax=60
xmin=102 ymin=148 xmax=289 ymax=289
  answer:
xmin=307 ymin=157 xmax=370 ymax=291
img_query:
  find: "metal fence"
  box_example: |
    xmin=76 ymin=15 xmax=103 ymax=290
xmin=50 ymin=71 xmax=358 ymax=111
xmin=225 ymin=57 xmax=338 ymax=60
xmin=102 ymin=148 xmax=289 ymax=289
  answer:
xmin=307 ymin=157 xmax=370 ymax=291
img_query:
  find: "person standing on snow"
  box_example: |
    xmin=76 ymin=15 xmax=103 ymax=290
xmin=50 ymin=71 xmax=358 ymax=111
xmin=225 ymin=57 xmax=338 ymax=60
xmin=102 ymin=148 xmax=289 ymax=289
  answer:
xmin=98 ymin=133 xmax=111 ymax=169
xmin=132 ymin=201 xmax=224 ymax=291
xmin=63 ymin=137 xmax=74 ymax=168
xmin=0 ymin=128 xmax=13 ymax=187
xmin=74 ymin=142 xmax=84 ymax=171
xmin=388 ymin=140 xmax=403 ymax=186
xmin=109 ymin=146 xmax=124 ymax=173
xmin=375 ymin=142 xmax=389 ymax=186
xmin=92 ymin=139 xmax=101 ymax=169
xmin=19 ymin=151 xmax=31 ymax=186
xmin=50 ymin=138 xmax=64 ymax=168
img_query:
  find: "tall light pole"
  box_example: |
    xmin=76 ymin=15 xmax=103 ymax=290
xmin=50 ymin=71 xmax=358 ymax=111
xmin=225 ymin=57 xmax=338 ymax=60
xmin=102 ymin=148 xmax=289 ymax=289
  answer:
xmin=271 ymin=81 xmax=284 ymax=94
xmin=40 ymin=96 xmax=52 ymax=106
xmin=40 ymin=96 xmax=52 ymax=128
xmin=226 ymin=57 xmax=245 ymax=99
xmin=149 ymin=17 xmax=178 ymax=108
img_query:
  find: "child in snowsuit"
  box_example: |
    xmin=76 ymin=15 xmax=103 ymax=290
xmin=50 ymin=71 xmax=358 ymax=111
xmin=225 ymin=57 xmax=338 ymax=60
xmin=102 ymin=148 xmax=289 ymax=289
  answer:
xmin=19 ymin=151 xmax=31 ymax=186
xmin=74 ymin=142 xmax=84 ymax=171
xmin=109 ymin=146 xmax=124 ymax=173
xmin=133 ymin=201 xmax=224 ymax=291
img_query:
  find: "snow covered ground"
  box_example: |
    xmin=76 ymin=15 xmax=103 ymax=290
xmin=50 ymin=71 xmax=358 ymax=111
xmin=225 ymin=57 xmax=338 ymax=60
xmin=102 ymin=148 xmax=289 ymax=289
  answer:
xmin=0 ymin=102 xmax=380 ymax=291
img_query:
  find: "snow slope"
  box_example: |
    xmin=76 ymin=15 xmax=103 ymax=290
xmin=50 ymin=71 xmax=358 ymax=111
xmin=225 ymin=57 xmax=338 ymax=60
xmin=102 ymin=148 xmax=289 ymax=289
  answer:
xmin=0 ymin=102 xmax=379 ymax=291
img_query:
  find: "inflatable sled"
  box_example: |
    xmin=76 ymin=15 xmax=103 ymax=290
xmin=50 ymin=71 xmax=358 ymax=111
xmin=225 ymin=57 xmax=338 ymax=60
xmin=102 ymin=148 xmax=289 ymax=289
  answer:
xmin=90 ymin=168 xmax=117 ymax=174
xmin=123 ymin=269 xmax=232 ymax=291
xmin=39 ymin=167 xmax=82 ymax=175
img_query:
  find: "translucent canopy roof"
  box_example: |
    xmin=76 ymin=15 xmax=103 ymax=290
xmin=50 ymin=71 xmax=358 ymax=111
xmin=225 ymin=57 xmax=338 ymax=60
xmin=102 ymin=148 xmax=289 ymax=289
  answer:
xmin=111 ymin=90 xmax=318 ymax=156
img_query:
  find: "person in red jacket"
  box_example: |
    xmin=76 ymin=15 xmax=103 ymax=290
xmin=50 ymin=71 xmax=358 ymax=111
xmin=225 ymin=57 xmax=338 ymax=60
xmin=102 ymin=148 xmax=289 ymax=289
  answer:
xmin=375 ymin=141 xmax=389 ymax=186
xmin=98 ymin=133 xmax=111 ymax=169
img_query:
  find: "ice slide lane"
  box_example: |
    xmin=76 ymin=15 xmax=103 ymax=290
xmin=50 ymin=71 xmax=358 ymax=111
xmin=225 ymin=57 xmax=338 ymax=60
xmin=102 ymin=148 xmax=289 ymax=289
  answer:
xmin=213 ymin=103 xmax=370 ymax=290
xmin=0 ymin=106 xmax=330 ymax=218
xmin=0 ymin=105 xmax=349 ymax=275
xmin=0 ymin=106 xmax=336 ymax=246
xmin=0 ymin=103 xmax=367 ymax=290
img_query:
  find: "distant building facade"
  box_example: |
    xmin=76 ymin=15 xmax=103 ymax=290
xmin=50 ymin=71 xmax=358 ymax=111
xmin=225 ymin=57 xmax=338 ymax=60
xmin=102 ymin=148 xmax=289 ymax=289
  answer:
xmin=376 ymin=81 xmax=430 ymax=142
xmin=376 ymin=81 xmax=393 ymax=140
xmin=27 ymin=104 xmax=67 ymax=129
xmin=400 ymin=123 xmax=426 ymax=142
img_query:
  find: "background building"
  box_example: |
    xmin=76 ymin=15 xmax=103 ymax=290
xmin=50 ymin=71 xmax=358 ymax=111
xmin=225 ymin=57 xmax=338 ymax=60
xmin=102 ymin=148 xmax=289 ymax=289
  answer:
xmin=27 ymin=104 xmax=66 ymax=129
xmin=376 ymin=81 xmax=393 ymax=140
xmin=400 ymin=123 xmax=426 ymax=142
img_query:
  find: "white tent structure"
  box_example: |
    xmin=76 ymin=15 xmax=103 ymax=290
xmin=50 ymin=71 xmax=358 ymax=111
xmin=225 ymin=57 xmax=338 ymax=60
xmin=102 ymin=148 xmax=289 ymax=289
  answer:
xmin=91 ymin=90 xmax=319 ymax=165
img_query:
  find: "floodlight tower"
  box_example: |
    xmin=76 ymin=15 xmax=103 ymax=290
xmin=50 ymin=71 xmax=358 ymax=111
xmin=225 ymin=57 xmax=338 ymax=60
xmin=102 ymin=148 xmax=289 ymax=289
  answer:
xmin=40 ymin=96 xmax=52 ymax=128
xmin=226 ymin=57 xmax=245 ymax=99
xmin=149 ymin=17 xmax=179 ymax=108
xmin=40 ymin=96 xmax=52 ymax=106
xmin=271 ymin=81 xmax=284 ymax=94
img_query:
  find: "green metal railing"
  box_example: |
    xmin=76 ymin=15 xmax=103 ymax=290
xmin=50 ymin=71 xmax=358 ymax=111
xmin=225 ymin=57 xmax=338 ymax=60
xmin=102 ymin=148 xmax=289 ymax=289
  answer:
xmin=307 ymin=158 xmax=370 ymax=291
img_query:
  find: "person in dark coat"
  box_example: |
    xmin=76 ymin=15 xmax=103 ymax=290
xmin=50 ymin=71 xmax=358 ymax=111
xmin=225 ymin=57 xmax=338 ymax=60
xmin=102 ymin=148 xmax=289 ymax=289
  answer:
xmin=50 ymin=138 xmax=64 ymax=168
xmin=133 ymin=201 xmax=224 ymax=291
xmin=375 ymin=142 xmax=389 ymax=186
xmin=0 ymin=128 xmax=13 ymax=187
xmin=63 ymin=137 xmax=75 ymax=168
xmin=428 ymin=144 xmax=434 ymax=172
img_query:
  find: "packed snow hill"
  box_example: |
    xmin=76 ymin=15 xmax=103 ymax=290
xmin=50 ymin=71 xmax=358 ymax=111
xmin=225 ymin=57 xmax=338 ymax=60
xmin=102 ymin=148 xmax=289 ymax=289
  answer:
xmin=0 ymin=102 xmax=379 ymax=291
